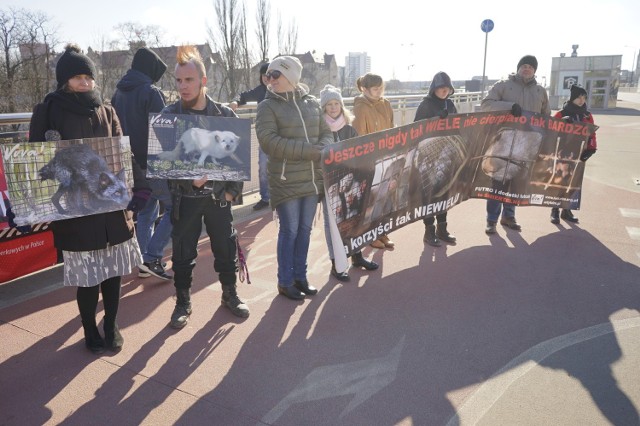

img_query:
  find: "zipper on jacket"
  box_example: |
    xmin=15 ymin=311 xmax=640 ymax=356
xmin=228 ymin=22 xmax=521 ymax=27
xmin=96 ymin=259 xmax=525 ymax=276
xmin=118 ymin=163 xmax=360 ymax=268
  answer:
xmin=291 ymin=95 xmax=319 ymax=194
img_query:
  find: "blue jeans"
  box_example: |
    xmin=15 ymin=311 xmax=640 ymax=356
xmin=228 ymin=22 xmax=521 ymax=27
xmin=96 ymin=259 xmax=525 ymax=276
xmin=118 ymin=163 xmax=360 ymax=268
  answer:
xmin=486 ymin=199 xmax=516 ymax=223
xmin=136 ymin=179 xmax=173 ymax=263
xmin=258 ymin=148 xmax=269 ymax=202
xmin=275 ymin=195 xmax=318 ymax=286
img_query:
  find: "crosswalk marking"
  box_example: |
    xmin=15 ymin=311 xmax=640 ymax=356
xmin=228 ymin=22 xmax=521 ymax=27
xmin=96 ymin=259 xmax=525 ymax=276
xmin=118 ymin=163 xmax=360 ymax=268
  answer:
xmin=620 ymin=208 xmax=640 ymax=218
xmin=627 ymin=227 xmax=640 ymax=240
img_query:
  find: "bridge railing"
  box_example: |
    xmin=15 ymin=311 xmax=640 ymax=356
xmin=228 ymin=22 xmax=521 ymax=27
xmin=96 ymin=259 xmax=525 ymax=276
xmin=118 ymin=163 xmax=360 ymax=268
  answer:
xmin=0 ymin=92 xmax=483 ymax=196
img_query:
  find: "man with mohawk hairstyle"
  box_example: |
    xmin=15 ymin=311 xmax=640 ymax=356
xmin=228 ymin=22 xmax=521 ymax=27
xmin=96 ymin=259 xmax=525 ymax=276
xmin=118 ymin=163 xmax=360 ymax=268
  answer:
xmin=163 ymin=46 xmax=249 ymax=328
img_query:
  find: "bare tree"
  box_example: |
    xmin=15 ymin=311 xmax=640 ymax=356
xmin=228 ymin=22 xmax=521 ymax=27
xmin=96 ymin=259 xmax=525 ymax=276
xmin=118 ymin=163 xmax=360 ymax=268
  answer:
xmin=0 ymin=7 xmax=58 ymax=114
xmin=114 ymin=21 xmax=164 ymax=51
xmin=277 ymin=13 xmax=298 ymax=56
xmin=207 ymin=0 xmax=250 ymax=101
xmin=255 ymin=0 xmax=270 ymax=62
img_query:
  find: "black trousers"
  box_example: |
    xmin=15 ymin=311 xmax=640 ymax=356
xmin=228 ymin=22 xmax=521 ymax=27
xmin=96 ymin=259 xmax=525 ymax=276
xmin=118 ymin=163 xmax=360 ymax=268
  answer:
xmin=423 ymin=212 xmax=447 ymax=226
xmin=171 ymin=196 xmax=238 ymax=290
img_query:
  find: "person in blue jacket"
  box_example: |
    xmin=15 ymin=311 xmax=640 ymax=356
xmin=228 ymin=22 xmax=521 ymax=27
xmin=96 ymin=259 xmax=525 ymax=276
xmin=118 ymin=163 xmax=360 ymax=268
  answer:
xmin=112 ymin=47 xmax=172 ymax=281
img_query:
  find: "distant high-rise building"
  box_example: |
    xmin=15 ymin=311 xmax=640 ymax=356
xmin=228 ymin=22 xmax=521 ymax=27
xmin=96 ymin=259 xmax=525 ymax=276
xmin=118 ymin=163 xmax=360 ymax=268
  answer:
xmin=344 ymin=52 xmax=371 ymax=87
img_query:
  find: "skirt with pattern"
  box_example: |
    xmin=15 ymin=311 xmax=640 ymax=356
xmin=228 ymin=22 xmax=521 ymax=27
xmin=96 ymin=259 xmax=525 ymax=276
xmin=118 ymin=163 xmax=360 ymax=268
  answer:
xmin=62 ymin=236 xmax=142 ymax=287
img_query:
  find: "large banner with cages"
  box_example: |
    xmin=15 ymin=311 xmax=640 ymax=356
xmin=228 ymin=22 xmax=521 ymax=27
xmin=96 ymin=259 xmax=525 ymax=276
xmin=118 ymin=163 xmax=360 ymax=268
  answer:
xmin=0 ymin=136 xmax=134 ymax=226
xmin=322 ymin=110 xmax=597 ymax=255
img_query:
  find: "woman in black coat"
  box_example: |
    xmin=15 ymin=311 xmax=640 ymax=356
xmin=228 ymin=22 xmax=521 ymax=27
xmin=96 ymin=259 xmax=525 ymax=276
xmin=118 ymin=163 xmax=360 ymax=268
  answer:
xmin=29 ymin=44 xmax=149 ymax=354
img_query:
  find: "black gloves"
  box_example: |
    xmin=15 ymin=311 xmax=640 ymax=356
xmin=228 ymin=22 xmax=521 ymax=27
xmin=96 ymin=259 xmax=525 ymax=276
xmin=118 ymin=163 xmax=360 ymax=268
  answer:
xmin=580 ymin=150 xmax=596 ymax=162
xmin=4 ymin=200 xmax=31 ymax=233
xmin=561 ymin=115 xmax=574 ymax=123
xmin=510 ymin=103 xmax=522 ymax=117
xmin=439 ymin=109 xmax=449 ymax=119
xmin=127 ymin=188 xmax=151 ymax=213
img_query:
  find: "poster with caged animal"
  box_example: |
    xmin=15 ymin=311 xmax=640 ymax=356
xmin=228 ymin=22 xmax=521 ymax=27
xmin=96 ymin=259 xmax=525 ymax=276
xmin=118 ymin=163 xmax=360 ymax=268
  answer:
xmin=146 ymin=113 xmax=251 ymax=181
xmin=0 ymin=136 xmax=134 ymax=226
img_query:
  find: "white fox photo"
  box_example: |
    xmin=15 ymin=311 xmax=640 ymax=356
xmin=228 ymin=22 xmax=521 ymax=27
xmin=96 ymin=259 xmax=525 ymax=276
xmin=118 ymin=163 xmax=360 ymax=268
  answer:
xmin=158 ymin=128 xmax=241 ymax=166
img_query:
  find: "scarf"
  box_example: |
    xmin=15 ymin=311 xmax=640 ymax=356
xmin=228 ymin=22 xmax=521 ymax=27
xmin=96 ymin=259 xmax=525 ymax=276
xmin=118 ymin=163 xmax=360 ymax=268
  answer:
xmin=45 ymin=89 xmax=103 ymax=117
xmin=324 ymin=113 xmax=346 ymax=133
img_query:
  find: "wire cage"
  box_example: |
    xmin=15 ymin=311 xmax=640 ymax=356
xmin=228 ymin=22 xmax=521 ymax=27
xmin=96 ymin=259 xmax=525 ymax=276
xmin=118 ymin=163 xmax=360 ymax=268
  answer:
xmin=1 ymin=136 xmax=133 ymax=226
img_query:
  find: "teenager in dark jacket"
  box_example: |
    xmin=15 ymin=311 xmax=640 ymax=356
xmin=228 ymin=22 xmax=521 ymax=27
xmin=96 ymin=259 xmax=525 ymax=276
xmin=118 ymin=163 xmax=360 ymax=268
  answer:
xmin=163 ymin=46 xmax=249 ymax=328
xmin=230 ymin=62 xmax=271 ymax=211
xmin=550 ymin=84 xmax=597 ymax=224
xmin=112 ymin=47 xmax=172 ymax=280
xmin=414 ymin=71 xmax=458 ymax=246
xmin=29 ymin=44 xmax=149 ymax=355
xmin=319 ymin=84 xmax=378 ymax=282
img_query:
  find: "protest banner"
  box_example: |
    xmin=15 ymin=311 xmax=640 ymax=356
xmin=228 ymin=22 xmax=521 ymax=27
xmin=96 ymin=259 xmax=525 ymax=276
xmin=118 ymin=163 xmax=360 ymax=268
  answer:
xmin=0 ymin=136 xmax=133 ymax=226
xmin=146 ymin=113 xmax=251 ymax=181
xmin=322 ymin=110 xmax=596 ymax=255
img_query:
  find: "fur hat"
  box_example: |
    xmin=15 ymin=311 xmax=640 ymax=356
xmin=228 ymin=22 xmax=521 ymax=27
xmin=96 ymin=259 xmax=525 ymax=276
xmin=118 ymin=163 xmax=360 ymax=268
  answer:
xmin=56 ymin=44 xmax=97 ymax=89
xmin=132 ymin=47 xmax=167 ymax=83
xmin=517 ymin=55 xmax=538 ymax=72
xmin=320 ymin=84 xmax=343 ymax=109
xmin=569 ymin=84 xmax=588 ymax=102
xmin=269 ymin=56 xmax=303 ymax=85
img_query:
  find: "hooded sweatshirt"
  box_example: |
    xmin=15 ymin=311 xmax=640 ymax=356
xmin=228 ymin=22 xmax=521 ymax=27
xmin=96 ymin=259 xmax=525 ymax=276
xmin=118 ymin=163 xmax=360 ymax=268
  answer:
xmin=414 ymin=72 xmax=457 ymax=121
xmin=111 ymin=48 xmax=167 ymax=168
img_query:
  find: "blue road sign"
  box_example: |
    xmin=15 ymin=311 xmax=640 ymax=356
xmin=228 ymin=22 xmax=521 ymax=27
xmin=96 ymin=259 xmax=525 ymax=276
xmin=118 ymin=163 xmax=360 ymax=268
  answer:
xmin=481 ymin=19 xmax=494 ymax=33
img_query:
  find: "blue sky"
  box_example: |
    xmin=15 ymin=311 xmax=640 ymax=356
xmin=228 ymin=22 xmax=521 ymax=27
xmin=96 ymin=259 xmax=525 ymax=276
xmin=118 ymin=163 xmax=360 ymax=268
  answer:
xmin=19 ymin=0 xmax=640 ymax=83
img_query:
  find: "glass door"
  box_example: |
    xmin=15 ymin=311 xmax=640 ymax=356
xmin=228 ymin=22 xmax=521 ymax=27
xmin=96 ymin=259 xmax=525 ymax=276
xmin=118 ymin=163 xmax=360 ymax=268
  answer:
xmin=585 ymin=79 xmax=608 ymax=109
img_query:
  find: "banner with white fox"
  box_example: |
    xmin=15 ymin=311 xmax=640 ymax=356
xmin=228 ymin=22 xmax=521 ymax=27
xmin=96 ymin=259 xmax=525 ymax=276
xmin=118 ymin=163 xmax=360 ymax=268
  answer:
xmin=0 ymin=136 xmax=134 ymax=226
xmin=322 ymin=110 xmax=596 ymax=255
xmin=146 ymin=114 xmax=251 ymax=181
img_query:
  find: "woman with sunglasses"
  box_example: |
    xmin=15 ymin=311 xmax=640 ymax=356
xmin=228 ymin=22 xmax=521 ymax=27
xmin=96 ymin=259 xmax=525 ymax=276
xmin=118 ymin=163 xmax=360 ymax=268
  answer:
xmin=255 ymin=56 xmax=333 ymax=300
xmin=352 ymin=72 xmax=396 ymax=250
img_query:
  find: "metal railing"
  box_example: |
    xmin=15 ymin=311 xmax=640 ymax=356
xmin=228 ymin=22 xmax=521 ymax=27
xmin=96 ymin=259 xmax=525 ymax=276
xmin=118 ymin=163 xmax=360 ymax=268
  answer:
xmin=0 ymin=92 xmax=484 ymax=196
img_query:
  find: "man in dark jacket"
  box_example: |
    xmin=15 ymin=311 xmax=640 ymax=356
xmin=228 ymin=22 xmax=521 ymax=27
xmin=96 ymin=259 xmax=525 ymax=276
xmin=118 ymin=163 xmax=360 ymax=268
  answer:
xmin=164 ymin=46 xmax=249 ymax=328
xmin=112 ymin=47 xmax=172 ymax=280
xmin=230 ymin=62 xmax=270 ymax=210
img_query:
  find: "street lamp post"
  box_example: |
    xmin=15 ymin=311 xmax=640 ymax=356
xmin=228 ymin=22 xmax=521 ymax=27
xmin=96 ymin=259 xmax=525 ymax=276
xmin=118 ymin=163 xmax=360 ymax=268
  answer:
xmin=480 ymin=19 xmax=494 ymax=99
xmin=625 ymin=45 xmax=638 ymax=87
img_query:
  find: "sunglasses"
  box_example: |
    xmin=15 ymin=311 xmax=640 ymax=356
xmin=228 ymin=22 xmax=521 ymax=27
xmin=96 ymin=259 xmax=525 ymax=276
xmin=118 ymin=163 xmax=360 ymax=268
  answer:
xmin=265 ymin=70 xmax=282 ymax=80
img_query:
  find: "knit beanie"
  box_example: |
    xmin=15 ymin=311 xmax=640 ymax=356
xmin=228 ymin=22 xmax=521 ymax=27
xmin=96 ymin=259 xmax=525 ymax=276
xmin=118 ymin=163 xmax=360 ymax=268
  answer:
xmin=569 ymin=84 xmax=588 ymax=102
xmin=56 ymin=44 xmax=97 ymax=89
xmin=517 ymin=55 xmax=538 ymax=72
xmin=132 ymin=47 xmax=167 ymax=83
xmin=269 ymin=56 xmax=303 ymax=86
xmin=320 ymin=84 xmax=343 ymax=109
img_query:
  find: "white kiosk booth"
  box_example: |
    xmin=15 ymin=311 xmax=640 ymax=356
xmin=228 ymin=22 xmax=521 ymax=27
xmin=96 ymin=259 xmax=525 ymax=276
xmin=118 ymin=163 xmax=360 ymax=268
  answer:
xmin=549 ymin=52 xmax=621 ymax=110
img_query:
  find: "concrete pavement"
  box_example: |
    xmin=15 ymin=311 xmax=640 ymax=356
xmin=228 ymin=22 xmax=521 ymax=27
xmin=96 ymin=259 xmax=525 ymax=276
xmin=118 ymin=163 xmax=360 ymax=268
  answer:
xmin=0 ymin=94 xmax=639 ymax=425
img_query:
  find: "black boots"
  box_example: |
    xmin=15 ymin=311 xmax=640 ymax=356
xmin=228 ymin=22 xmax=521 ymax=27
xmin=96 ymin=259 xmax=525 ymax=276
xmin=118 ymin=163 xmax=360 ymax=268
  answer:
xmin=170 ymin=288 xmax=192 ymax=329
xmin=551 ymin=208 xmax=579 ymax=223
xmin=561 ymin=209 xmax=579 ymax=223
xmin=278 ymin=285 xmax=305 ymax=300
xmin=82 ymin=321 xmax=105 ymax=354
xmin=103 ymin=321 xmax=124 ymax=353
xmin=500 ymin=216 xmax=522 ymax=231
xmin=436 ymin=222 xmax=456 ymax=244
xmin=294 ymin=279 xmax=318 ymax=295
xmin=221 ymin=284 xmax=250 ymax=318
xmin=331 ymin=259 xmax=350 ymax=281
xmin=351 ymin=251 xmax=378 ymax=270
xmin=485 ymin=221 xmax=497 ymax=234
xmin=424 ymin=224 xmax=441 ymax=246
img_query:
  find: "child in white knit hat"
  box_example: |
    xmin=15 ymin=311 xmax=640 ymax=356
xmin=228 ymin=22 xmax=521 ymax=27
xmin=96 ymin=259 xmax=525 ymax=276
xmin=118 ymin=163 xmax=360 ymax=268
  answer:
xmin=319 ymin=84 xmax=379 ymax=282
